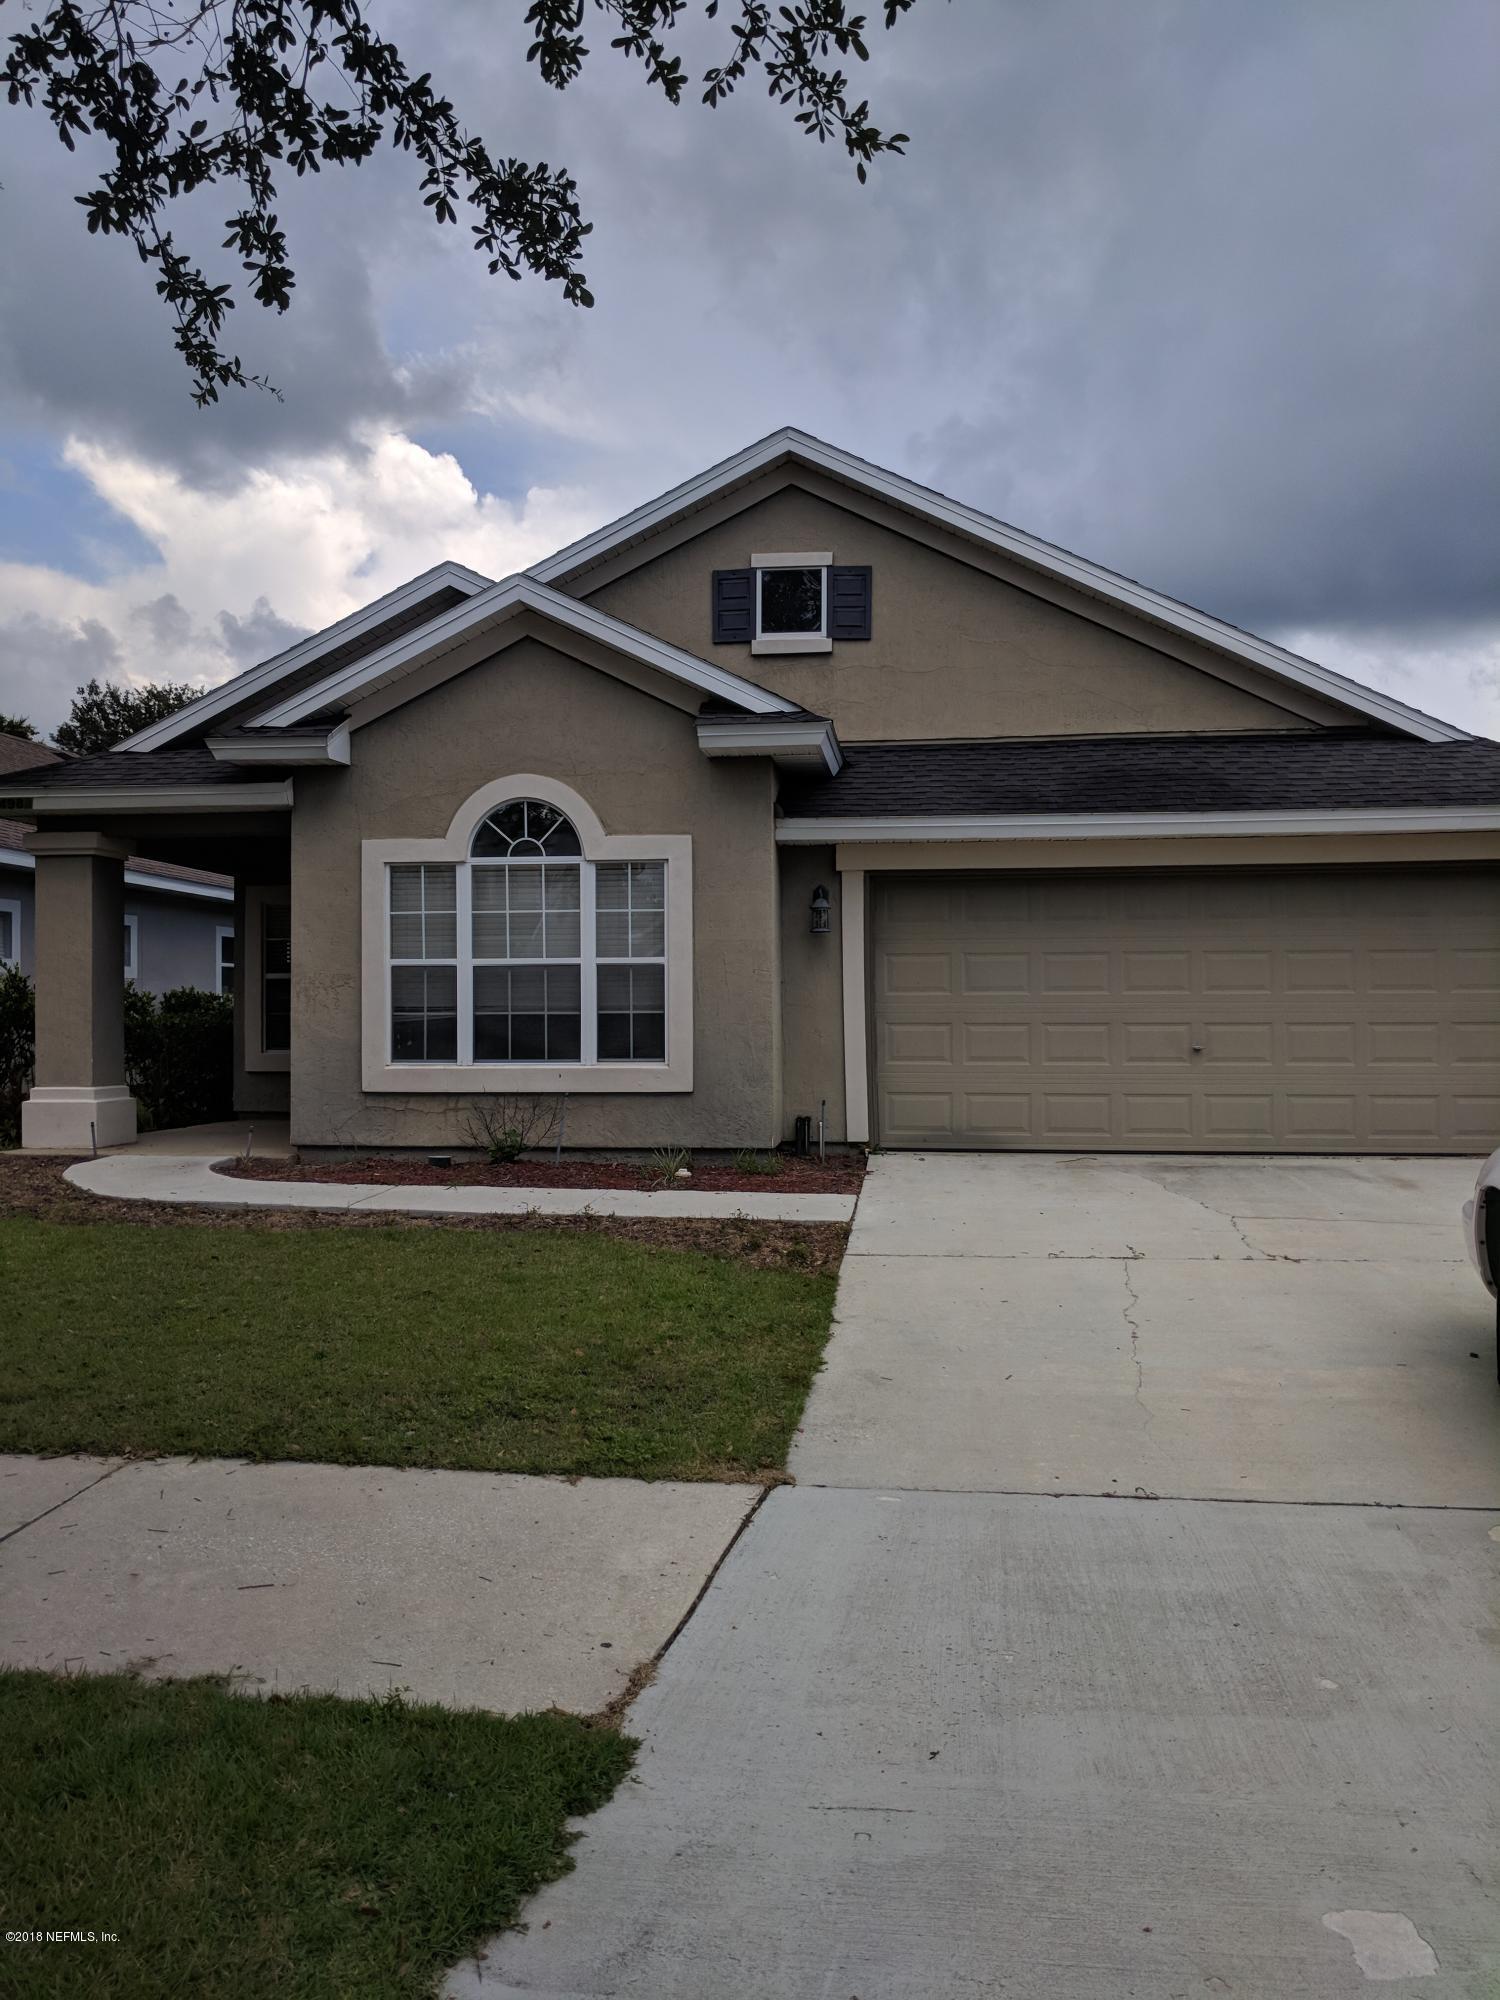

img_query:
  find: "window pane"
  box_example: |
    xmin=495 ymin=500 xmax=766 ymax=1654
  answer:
xmin=760 ymin=567 xmax=822 ymax=634
xmin=595 ymin=861 xmax=665 ymax=961
xmin=471 ymin=800 xmax=581 ymax=858
xmin=596 ymin=862 xmax=629 ymax=910
xmin=262 ymin=980 xmax=291 ymax=1053
xmin=0 ymin=910 xmax=13 ymax=961
xmin=392 ymin=964 xmax=456 ymax=1062
xmin=597 ymin=962 xmax=665 ymax=1061
xmin=472 ymin=964 xmax=580 ymax=1062
xmin=629 ymin=862 xmax=665 ymax=908
xmin=388 ymin=865 xmax=456 ymax=960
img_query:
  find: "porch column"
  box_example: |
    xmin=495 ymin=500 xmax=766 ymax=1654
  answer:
xmin=21 ymin=830 xmax=138 ymax=1149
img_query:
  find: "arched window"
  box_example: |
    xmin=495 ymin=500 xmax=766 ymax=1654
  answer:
xmin=386 ymin=798 xmax=667 ymax=1068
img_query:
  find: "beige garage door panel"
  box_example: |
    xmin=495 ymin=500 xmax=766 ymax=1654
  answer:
xmin=873 ymin=869 xmax=1500 ymax=1152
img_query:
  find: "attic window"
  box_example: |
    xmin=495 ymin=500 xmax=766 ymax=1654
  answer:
xmin=712 ymin=558 xmax=870 ymax=652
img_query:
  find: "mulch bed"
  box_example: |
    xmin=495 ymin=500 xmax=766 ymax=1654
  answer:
xmin=0 ymin=1154 xmax=849 ymax=1278
xmin=223 ymin=1151 xmax=867 ymax=1196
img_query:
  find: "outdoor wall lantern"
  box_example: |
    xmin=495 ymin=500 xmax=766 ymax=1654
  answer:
xmin=809 ymin=884 xmax=832 ymax=935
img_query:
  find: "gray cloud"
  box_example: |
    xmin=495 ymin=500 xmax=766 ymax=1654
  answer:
xmin=0 ymin=0 xmax=1496 ymax=723
xmin=0 ymin=611 xmax=122 ymax=732
xmin=218 ymin=598 xmax=309 ymax=669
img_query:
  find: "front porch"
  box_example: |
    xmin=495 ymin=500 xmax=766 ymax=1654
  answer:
xmin=8 ymin=775 xmax=290 ymax=1151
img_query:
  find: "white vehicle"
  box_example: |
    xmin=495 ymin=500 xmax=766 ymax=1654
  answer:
xmin=1462 ymin=1147 xmax=1500 ymax=1383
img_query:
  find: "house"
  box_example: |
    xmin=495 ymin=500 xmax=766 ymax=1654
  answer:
xmin=7 ymin=429 xmax=1500 ymax=1155
xmin=0 ymin=733 xmax=233 ymax=996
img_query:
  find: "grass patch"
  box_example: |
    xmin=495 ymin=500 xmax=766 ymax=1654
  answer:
xmin=0 ymin=1667 xmax=632 ymax=2000
xmin=0 ymin=1216 xmax=837 ymax=1478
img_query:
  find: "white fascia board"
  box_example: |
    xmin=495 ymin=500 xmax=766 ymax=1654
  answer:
xmin=775 ymin=805 xmax=1500 ymax=843
xmin=121 ymin=563 xmax=493 ymax=754
xmin=251 ymin=575 xmax=796 ymax=729
xmin=529 ymin=427 xmax=1466 ymax=744
xmin=696 ymin=716 xmax=843 ymax=774
xmin=26 ymin=781 xmax=294 ymax=814
xmin=205 ymin=723 xmax=350 ymax=766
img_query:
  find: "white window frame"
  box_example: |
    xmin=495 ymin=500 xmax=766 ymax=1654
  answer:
xmin=362 ymin=774 xmax=693 ymax=1094
xmin=215 ymin=924 xmax=235 ymax=997
xmin=0 ymin=896 xmax=20 ymax=970
xmin=750 ymin=550 xmax=834 ymax=656
xmin=123 ymin=912 xmax=139 ymax=983
xmin=242 ymin=885 xmax=291 ymax=1072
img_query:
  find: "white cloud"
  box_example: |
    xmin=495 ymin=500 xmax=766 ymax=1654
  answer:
xmin=1272 ymin=624 xmax=1500 ymax=740
xmin=0 ymin=431 xmax=600 ymax=730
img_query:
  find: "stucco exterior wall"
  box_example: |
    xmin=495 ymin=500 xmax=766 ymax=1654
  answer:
xmin=288 ymin=636 xmax=782 ymax=1150
xmin=584 ymin=483 xmax=1323 ymax=742
xmin=778 ymin=845 xmax=848 ymax=1142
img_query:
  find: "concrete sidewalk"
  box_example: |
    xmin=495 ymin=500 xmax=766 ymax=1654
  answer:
xmin=64 ymin=1152 xmax=858 ymax=1222
xmin=0 ymin=1454 xmax=757 ymax=1714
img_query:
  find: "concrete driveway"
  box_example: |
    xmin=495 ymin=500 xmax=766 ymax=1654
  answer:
xmin=791 ymin=1153 xmax=1499 ymax=1506
xmin=452 ymin=1155 xmax=1500 ymax=2000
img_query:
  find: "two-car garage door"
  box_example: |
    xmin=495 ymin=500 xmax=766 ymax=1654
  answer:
xmin=872 ymin=868 xmax=1500 ymax=1152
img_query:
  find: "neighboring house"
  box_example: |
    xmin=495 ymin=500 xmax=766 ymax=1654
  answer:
xmin=7 ymin=429 xmax=1499 ymax=1154
xmin=0 ymin=734 xmax=233 ymax=994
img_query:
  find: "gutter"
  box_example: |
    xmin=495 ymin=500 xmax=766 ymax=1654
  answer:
xmin=774 ymin=805 xmax=1500 ymax=843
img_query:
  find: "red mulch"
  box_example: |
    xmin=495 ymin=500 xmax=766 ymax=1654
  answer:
xmin=223 ymin=1151 xmax=866 ymax=1195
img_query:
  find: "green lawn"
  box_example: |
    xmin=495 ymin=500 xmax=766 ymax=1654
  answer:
xmin=0 ymin=1668 xmax=633 ymax=2000
xmin=0 ymin=1217 xmax=836 ymax=1477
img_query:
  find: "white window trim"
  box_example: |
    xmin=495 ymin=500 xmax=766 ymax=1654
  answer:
xmin=123 ymin=913 xmax=138 ymax=983
xmin=0 ymin=896 xmax=20 ymax=969
xmin=362 ymin=774 xmax=693 ymax=1095
xmin=751 ymin=554 xmax=834 ymax=657
xmin=243 ymin=885 xmax=291 ymax=1072
xmin=215 ymin=924 xmax=235 ymax=998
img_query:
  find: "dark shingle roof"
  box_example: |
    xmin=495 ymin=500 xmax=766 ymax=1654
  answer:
xmin=8 ymin=746 xmax=266 ymax=791
xmin=778 ymin=730 xmax=1500 ymax=818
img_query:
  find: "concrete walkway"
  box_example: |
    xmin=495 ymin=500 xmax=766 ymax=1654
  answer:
xmin=0 ymin=1454 xmax=757 ymax=1715
xmin=451 ymin=1154 xmax=1500 ymax=2000
xmin=64 ymin=1151 xmax=858 ymax=1222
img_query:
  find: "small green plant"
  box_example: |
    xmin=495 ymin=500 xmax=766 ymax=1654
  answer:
xmin=644 ymin=1146 xmax=692 ymax=1185
xmin=733 ymin=1148 xmax=784 ymax=1176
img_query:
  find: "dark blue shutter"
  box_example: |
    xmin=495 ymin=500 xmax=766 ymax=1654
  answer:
xmin=829 ymin=566 xmax=872 ymax=641
xmin=712 ymin=568 xmax=754 ymax=644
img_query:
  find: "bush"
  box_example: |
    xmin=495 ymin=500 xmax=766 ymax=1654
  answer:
xmin=464 ymin=1093 xmax=563 ymax=1164
xmin=0 ymin=975 xmax=232 ymax=1146
xmin=0 ymin=965 xmax=35 ymax=1148
xmin=125 ymin=986 xmax=234 ymax=1132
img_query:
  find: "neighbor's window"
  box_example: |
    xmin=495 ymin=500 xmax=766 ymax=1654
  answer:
xmin=386 ymin=799 xmax=667 ymax=1067
xmin=123 ymin=914 xmax=138 ymax=983
xmin=260 ymin=901 xmax=291 ymax=1053
xmin=216 ymin=926 xmax=235 ymax=997
xmin=0 ymin=899 xmax=19 ymax=969
xmin=758 ymin=566 xmax=825 ymax=638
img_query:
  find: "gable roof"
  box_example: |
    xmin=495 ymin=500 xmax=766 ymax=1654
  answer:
xmin=529 ymin=429 xmax=1467 ymax=746
xmin=122 ymin=563 xmax=492 ymax=753
xmin=242 ymin=574 xmax=797 ymax=730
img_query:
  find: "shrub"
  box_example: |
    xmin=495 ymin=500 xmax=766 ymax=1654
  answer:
xmin=464 ymin=1094 xmax=564 ymax=1164
xmin=733 ymin=1148 xmax=783 ymax=1176
xmin=125 ymin=986 xmax=234 ymax=1132
xmin=644 ymin=1146 xmax=692 ymax=1185
xmin=0 ymin=965 xmax=35 ymax=1148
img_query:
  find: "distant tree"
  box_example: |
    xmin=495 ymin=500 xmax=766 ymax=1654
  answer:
xmin=53 ymin=677 xmax=203 ymax=756
xmin=1 ymin=1 xmax=926 ymax=405
xmin=0 ymin=712 xmax=39 ymax=739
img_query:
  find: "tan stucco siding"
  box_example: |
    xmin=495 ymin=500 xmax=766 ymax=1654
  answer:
xmin=289 ymin=636 xmax=782 ymax=1150
xmin=778 ymin=844 xmax=848 ymax=1142
xmin=584 ymin=483 xmax=1322 ymax=742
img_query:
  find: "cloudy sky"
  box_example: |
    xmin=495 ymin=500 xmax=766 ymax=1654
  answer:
xmin=0 ymin=0 xmax=1495 ymax=736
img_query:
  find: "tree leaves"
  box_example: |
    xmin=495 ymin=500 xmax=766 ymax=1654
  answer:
xmin=2 ymin=1 xmax=930 ymax=405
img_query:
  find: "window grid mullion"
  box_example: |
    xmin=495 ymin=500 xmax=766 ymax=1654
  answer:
xmin=582 ymin=861 xmax=598 ymax=1065
xmin=457 ymin=862 xmax=473 ymax=1065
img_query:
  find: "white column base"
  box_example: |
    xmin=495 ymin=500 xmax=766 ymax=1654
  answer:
xmin=22 ymin=1085 xmax=139 ymax=1151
